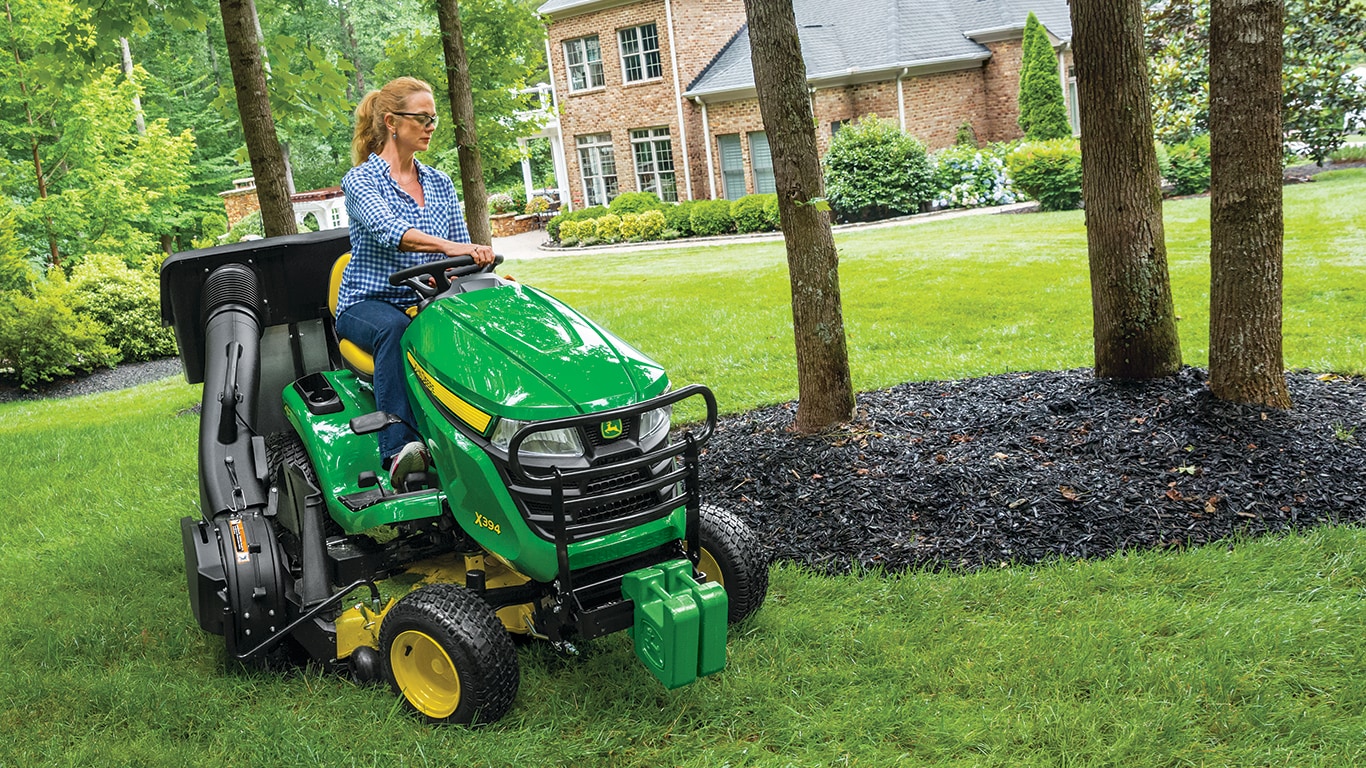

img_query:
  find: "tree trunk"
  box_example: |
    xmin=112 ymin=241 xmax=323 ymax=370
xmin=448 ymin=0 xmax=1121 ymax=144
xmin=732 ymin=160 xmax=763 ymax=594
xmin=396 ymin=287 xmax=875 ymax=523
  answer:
xmin=1070 ymin=0 xmax=1182 ymax=379
xmin=1208 ymin=0 xmax=1291 ymax=407
xmin=219 ymin=0 xmax=296 ymax=237
xmin=120 ymin=38 xmax=146 ymax=135
xmin=337 ymin=0 xmax=366 ymax=98
xmin=742 ymin=0 xmax=854 ymax=432
xmin=435 ymin=0 xmax=491 ymax=246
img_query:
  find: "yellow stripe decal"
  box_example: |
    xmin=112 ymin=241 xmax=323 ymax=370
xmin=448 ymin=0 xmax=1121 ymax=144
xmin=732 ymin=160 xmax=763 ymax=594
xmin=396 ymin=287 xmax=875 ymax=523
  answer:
xmin=407 ymin=352 xmax=492 ymax=433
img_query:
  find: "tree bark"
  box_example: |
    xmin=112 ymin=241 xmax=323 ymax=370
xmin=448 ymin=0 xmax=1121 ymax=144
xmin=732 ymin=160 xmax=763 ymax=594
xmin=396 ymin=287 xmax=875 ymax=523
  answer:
xmin=219 ymin=0 xmax=297 ymax=237
xmin=435 ymin=0 xmax=491 ymax=246
xmin=337 ymin=0 xmax=366 ymax=98
xmin=119 ymin=38 xmax=146 ymax=135
xmin=1070 ymin=0 xmax=1182 ymax=379
xmin=1208 ymin=0 xmax=1291 ymax=407
xmin=743 ymin=0 xmax=854 ymax=432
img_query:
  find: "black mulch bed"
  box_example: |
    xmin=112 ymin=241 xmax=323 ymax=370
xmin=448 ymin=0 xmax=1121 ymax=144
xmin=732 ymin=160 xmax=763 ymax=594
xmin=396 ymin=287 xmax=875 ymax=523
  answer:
xmin=701 ymin=368 xmax=1366 ymax=575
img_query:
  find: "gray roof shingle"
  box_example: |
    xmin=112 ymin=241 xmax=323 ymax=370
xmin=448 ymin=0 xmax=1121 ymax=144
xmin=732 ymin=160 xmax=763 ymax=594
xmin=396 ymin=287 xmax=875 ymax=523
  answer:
xmin=686 ymin=0 xmax=1071 ymax=98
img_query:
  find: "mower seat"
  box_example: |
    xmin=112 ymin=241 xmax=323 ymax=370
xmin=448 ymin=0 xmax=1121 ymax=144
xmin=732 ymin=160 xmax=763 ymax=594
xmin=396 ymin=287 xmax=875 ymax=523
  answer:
xmin=329 ymin=253 xmax=376 ymax=378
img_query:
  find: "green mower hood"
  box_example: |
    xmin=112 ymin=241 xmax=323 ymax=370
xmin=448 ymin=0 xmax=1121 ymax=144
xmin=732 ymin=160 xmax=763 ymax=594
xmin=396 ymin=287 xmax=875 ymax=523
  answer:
xmin=405 ymin=281 xmax=669 ymax=425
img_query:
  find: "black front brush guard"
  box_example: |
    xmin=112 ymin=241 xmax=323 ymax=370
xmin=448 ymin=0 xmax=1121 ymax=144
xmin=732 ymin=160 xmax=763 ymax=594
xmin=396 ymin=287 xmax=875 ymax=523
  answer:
xmin=503 ymin=385 xmax=718 ymax=637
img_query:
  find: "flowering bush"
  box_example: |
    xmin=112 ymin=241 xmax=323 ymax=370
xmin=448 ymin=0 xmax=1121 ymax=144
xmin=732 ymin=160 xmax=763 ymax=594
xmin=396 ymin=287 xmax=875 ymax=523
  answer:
xmin=487 ymin=192 xmax=517 ymax=215
xmin=525 ymin=196 xmax=551 ymax=215
xmin=931 ymin=143 xmax=1021 ymax=209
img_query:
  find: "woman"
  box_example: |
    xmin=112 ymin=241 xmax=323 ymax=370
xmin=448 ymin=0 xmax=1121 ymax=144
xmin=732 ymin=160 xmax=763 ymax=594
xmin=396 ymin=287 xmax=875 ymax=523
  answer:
xmin=338 ymin=76 xmax=495 ymax=490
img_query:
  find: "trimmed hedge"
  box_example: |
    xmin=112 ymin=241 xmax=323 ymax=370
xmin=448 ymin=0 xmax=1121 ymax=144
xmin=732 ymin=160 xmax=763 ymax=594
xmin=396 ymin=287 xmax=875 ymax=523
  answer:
xmin=689 ymin=199 xmax=735 ymax=237
xmin=1006 ymin=139 xmax=1083 ymax=211
xmin=731 ymin=193 xmax=780 ymax=233
xmin=547 ymin=205 xmax=609 ymax=242
xmin=664 ymin=201 xmax=696 ymax=237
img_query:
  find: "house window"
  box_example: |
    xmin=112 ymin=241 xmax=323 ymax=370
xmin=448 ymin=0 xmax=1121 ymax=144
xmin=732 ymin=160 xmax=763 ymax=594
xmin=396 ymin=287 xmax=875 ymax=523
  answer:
xmin=618 ymin=24 xmax=662 ymax=83
xmin=1067 ymin=65 xmax=1080 ymax=136
xmin=717 ymin=134 xmax=745 ymax=200
xmin=577 ymin=133 xmax=617 ymax=206
xmin=748 ymin=132 xmax=776 ymax=195
xmin=631 ymin=127 xmax=677 ymax=202
xmin=329 ymin=206 xmax=343 ymax=229
xmin=831 ymin=120 xmax=847 ymax=136
xmin=564 ymin=36 xmax=605 ymax=92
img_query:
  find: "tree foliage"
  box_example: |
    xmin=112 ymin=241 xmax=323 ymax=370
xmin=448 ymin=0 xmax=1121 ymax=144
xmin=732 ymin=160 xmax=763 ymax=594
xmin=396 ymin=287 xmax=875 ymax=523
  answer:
xmin=1017 ymin=11 xmax=1072 ymax=141
xmin=1146 ymin=0 xmax=1366 ymax=162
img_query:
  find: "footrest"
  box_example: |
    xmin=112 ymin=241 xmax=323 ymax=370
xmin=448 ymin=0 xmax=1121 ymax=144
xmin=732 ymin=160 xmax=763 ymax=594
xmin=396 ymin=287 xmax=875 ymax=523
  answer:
xmin=620 ymin=559 xmax=728 ymax=689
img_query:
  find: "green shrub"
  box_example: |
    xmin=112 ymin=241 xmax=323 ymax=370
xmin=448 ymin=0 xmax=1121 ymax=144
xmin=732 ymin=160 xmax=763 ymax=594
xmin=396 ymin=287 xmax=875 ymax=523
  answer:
xmin=1166 ymin=134 xmax=1211 ymax=196
xmin=0 ymin=273 xmax=116 ymax=388
xmin=731 ymin=193 xmax=779 ymax=233
xmin=224 ymin=210 xmax=264 ymax=244
xmin=931 ymin=143 xmax=1020 ymax=208
xmin=1154 ymin=140 xmax=1172 ymax=183
xmin=624 ymin=210 xmax=666 ymax=241
xmin=823 ymin=115 xmax=934 ymax=222
xmin=546 ymin=206 xmax=609 ymax=242
xmin=1006 ymin=139 xmax=1083 ymax=211
xmin=608 ymin=191 xmax=664 ymax=215
xmin=1330 ymin=143 xmax=1366 ymax=163
xmin=689 ymin=199 xmax=735 ymax=237
xmin=595 ymin=214 xmax=622 ymax=242
xmin=955 ymin=121 xmax=979 ymax=147
xmin=556 ymin=219 xmax=582 ymax=246
xmin=69 ymin=254 xmax=176 ymax=363
xmin=664 ymin=201 xmax=696 ymax=237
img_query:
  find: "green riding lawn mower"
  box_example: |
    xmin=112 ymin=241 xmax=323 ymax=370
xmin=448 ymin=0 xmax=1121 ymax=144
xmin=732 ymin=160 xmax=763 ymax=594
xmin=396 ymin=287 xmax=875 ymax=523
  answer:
xmin=160 ymin=229 xmax=768 ymax=724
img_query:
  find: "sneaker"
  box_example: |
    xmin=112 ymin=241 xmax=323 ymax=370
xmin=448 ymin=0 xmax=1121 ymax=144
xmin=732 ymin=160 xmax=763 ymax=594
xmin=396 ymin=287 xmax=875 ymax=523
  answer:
xmin=387 ymin=441 xmax=430 ymax=492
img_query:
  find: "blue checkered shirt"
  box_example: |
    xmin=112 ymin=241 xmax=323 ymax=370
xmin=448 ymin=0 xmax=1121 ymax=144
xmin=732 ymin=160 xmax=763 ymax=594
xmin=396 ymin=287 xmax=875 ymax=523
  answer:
xmin=337 ymin=153 xmax=470 ymax=315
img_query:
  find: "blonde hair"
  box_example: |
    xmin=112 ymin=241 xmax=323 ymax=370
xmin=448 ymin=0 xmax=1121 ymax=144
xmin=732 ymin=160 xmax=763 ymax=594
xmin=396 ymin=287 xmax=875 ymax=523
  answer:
xmin=351 ymin=77 xmax=434 ymax=166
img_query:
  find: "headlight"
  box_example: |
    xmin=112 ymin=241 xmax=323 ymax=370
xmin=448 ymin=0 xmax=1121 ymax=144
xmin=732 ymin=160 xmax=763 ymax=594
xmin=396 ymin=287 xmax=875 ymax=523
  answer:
xmin=638 ymin=404 xmax=672 ymax=444
xmin=490 ymin=418 xmax=585 ymax=457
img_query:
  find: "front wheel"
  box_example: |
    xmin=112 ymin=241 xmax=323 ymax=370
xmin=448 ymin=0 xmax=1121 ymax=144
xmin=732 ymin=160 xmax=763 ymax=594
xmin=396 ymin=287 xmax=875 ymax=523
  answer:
xmin=696 ymin=503 xmax=769 ymax=624
xmin=379 ymin=583 xmax=520 ymax=725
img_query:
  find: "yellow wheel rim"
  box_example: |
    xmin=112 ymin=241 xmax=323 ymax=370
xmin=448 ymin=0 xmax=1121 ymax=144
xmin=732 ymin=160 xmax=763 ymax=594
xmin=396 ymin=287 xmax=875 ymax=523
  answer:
xmin=698 ymin=547 xmax=725 ymax=588
xmin=390 ymin=630 xmax=461 ymax=719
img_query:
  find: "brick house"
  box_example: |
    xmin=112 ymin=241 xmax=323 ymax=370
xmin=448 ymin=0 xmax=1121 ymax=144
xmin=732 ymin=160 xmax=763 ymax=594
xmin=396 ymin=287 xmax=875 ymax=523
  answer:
xmin=538 ymin=0 xmax=1075 ymax=210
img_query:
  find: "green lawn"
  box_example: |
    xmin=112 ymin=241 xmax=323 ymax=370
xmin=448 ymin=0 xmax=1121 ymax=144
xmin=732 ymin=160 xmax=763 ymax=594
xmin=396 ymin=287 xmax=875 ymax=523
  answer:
xmin=2 ymin=170 xmax=1364 ymax=767
xmin=511 ymin=168 xmax=1366 ymax=417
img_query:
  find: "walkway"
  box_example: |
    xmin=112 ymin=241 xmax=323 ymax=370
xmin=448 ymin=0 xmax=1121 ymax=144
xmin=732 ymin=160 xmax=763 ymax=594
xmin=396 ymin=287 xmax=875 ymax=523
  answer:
xmin=491 ymin=201 xmax=1037 ymax=261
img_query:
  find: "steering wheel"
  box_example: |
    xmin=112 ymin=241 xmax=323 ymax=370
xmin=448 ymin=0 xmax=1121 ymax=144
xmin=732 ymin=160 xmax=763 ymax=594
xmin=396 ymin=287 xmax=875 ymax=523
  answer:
xmin=388 ymin=254 xmax=504 ymax=300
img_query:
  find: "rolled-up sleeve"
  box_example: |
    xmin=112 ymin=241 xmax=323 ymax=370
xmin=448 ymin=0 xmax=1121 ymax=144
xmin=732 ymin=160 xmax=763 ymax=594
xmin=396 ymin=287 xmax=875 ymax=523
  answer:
xmin=343 ymin=169 xmax=412 ymax=249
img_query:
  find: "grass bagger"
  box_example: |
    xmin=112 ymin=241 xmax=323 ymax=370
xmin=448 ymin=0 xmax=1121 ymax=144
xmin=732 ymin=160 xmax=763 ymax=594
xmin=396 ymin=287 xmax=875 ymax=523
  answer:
xmin=160 ymin=229 xmax=768 ymax=724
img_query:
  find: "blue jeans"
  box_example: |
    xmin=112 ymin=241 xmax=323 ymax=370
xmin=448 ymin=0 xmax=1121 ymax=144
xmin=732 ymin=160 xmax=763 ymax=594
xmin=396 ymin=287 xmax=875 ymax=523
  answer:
xmin=336 ymin=300 xmax=420 ymax=461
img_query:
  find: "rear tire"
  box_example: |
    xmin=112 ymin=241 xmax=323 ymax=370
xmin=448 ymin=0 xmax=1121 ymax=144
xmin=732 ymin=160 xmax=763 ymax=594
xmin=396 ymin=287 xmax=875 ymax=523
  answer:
xmin=697 ymin=503 xmax=769 ymax=624
xmin=379 ymin=584 xmax=520 ymax=725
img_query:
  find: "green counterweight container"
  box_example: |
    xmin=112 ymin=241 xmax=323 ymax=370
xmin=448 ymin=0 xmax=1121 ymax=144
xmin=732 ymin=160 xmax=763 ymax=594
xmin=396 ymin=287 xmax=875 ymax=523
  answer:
xmin=621 ymin=559 xmax=729 ymax=689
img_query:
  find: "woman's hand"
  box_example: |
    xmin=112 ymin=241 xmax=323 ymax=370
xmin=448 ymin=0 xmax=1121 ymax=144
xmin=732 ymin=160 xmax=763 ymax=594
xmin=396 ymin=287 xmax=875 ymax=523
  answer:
xmin=447 ymin=241 xmax=495 ymax=266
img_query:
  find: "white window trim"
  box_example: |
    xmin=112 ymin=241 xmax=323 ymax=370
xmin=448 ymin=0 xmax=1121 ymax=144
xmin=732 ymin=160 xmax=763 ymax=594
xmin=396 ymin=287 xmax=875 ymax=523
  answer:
xmin=563 ymin=35 xmax=605 ymax=93
xmin=630 ymin=127 xmax=677 ymax=202
xmin=617 ymin=23 xmax=663 ymax=85
xmin=577 ymin=133 xmax=617 ymax=207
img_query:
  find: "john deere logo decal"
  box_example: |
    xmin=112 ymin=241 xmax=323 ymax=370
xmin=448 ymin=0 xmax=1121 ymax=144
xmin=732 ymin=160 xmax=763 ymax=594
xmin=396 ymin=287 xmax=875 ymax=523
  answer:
xmin=600 ymin=419 xmax=624 ymax=440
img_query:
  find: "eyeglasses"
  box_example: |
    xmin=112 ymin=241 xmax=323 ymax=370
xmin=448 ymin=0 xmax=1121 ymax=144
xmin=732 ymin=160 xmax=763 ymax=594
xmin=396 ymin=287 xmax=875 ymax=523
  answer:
xmin=392 ymin=112 xmax=439 ymax=128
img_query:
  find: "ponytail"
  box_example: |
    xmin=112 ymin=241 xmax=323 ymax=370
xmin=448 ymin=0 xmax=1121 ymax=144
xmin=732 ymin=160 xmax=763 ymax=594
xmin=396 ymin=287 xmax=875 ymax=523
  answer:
xmin=350 ymin=77 xmax=435 ymax=166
